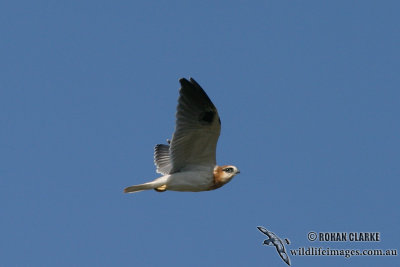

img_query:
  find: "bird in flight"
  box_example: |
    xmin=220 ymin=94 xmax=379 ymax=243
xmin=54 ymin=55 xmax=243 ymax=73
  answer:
xmin=257 ymin=226 xmax=291 ymax=266
xmin=124 ymin=78 xmax=240 ymax=194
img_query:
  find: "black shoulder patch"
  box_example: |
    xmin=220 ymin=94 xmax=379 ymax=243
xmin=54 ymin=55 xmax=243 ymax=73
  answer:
xmin=200 ymin=111 xmax=215 ymax=123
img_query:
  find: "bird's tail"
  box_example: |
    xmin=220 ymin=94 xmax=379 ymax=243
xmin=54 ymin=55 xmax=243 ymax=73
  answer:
xmin=123 ymin=177 xmax=167 ymax=194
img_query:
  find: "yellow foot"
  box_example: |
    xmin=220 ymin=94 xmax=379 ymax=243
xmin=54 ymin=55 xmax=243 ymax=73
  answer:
xmin=154 ymin=185 xmax=167 ymax=192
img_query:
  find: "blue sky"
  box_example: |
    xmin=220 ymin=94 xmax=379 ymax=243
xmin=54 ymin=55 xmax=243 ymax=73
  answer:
xmin=1 ymin=1 xmax=399 ymax=266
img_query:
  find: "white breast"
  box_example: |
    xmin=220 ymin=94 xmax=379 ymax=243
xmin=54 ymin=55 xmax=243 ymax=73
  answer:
xmin=166 ymin=168 xmax=214 ymax=192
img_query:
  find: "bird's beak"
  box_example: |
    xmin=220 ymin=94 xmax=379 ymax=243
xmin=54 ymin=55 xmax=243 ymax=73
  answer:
xmin=236 ymin=169 xmax=240 ymax=174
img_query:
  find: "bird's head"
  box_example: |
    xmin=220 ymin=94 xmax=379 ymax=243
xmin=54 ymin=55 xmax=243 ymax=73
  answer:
xmin=213 ymin=165 xmax=240 ymax=185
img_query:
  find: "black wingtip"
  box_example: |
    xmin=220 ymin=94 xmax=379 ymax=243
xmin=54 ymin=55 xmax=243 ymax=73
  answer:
xmin=179 ymin=77 xmax=207 ymax=93
xmin=179 ymin=77 xmax=201 ymax=88
xmin=189 ymin=77 xmax=198 ymax=84
xmin=179 ymin=78 xmax=190 ymax=86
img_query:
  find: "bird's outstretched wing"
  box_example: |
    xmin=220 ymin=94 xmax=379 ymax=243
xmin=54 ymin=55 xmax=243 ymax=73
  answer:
xmin=169 ymin=78 xmax=221 ymax=173
xmin=154 ymin=144 xmax=172 ymax=175
xmin=279 ymin=251 xmax=291 ymax=266
xmin=257 ymin=226 xmax=273 ymax=238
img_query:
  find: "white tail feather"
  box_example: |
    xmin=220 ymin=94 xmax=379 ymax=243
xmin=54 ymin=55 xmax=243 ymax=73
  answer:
xmin=123 ymin=177 xmax=168 ymax=194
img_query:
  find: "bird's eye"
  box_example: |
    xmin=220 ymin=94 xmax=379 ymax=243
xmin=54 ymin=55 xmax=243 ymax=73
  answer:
xmin=223 ymin=167 xmax=234 ymax=173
